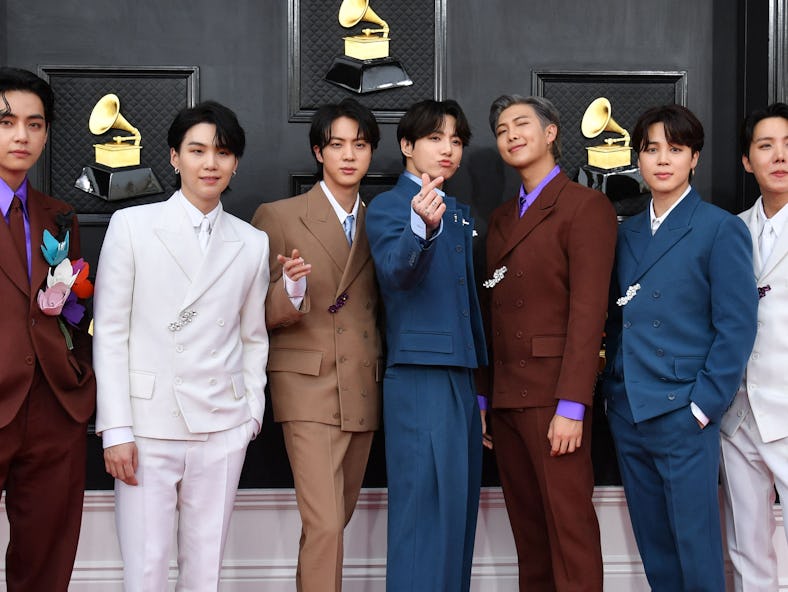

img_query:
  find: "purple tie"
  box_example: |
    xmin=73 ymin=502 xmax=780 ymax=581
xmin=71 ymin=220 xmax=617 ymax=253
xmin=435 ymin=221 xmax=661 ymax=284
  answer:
xmin=519 ymin=195 xmax=528 ymax=218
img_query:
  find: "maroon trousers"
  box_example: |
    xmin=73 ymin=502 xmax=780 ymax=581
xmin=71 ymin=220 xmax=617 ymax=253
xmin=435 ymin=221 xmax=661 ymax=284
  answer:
xmin=0 ymin=366 xmax=87 ymax=592
xmin=493 ymin=406 xmax=602 ymax=592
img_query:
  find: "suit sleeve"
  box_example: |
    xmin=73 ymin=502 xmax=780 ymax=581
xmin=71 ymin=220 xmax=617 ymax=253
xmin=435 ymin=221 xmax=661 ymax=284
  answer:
xmin=238 ymin=229 xmax=270 ymax=427
xmin=689 ymin=215 xmax=758 ymax=422
xmin=251 ymin=203 xmax=310 ymax=329
xmin=93 ymin=210 xmax=135 ymax=434
xmin=366 ymin=192 xmax=437 ymax=292
xmin=555 ymin=194 xmax=618 ymax=406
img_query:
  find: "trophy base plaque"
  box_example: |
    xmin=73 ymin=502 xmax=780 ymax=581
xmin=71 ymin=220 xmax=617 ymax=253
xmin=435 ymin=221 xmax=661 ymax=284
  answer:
xmin=586 ymin=145 xmax=632 ymax=170
xmin=74 ymin=164 xmax=163 ymax=202
xmin=325 ymin=55 xmax=412 ymax=94
xmin=93 ymin=143 xmax=142 ymax=168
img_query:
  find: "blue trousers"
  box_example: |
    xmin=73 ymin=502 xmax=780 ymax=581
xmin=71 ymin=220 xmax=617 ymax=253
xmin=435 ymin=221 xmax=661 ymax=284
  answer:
xmin=607 ymin=382 xmax=725 ymax=592
xmin=383 ymin=364 xmax=482 ymax=592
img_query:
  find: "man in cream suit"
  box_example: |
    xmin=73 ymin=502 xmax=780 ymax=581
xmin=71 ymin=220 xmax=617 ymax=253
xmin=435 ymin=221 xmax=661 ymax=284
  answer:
xmin=251 ymin=98 xmax=382 ymax=592
xmin=721 ymin=102 xmax=788 ymax=592
xmin=93 ymin=102 xmax=269 ymax=590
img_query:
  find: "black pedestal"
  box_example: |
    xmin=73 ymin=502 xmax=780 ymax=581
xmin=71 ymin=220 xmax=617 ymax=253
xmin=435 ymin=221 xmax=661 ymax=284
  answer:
xmin=74 ymin=164 xmax=163 ymax=201
xmin=325 ymin=55 xmax=412 ymax=94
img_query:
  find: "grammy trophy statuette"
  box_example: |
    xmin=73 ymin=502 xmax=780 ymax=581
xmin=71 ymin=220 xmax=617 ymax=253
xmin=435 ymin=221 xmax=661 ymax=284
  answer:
xmin=74 ymin=93 xmax=163 ymax=201
xmin=325 ymin=0 xmax=412 ymax=94
xmin=581 ymin=97 xmax=632 ymax=170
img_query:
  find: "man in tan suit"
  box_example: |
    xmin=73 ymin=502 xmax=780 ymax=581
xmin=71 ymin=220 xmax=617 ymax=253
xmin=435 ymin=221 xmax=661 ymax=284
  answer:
xmin=251 ymin=98 xmax=382 ymax=592
xmin=482 ymin=95 xmax=617 ymax=591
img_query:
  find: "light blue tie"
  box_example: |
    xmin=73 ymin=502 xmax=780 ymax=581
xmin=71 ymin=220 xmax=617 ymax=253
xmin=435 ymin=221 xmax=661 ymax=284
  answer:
xmin=343 ymin=214 xmax=354 ymax=246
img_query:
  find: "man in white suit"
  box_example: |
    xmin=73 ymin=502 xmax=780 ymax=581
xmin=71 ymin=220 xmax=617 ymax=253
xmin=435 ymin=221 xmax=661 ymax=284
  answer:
xmin=721 ymin=101 xmax=788 ymax=592
xmin=93 ymin=102 xmax=269 ymax=590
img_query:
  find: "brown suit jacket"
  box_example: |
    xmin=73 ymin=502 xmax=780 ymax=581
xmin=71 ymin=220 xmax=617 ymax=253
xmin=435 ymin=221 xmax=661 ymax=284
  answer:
xmin=251 ymin=185 xmax=382 ymax=432
xmin=483 ymin=172 xmax=616 ymax=409
xmin=0 ymin=186 xmax=95 ymax=428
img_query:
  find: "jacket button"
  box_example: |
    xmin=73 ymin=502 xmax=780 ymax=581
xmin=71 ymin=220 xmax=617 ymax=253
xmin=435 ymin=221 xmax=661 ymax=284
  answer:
xmin=363 ymin=360 xmax=370 ymax=367
xmin=516 ymin=270 xmax=523 ymax=277
xmin=519 ymin=360 xmax=526 ymax=367
xmin=455 ymin=245 xmax=463 ymax=253
xmin=521 ymin=390 xmax=528 ymax=397
xmin=737 ymin=410 xmax=744 ymax=417
xmin=652 ymin=320 xmax=661 ymax=328
xmin=340 ymin=356 xmax=347 ymax=363
xmin=624 ymin=321 xmax=631 ymax=328
xmin=515 ymin=299 xmax=524 ymax=308
xmin=337 ymin=327 xmax=344 ymax=334
xmin=458 ymin=277 xmax=466 ymax=285
xmin=171 ymin=409 xmax=180 ymax=417
xmin=361 ymin=389 xmax=367 ymax=397
xmin=652 ymin=290 xmax=661 ymax=298
xmin=174 ymin=377 xmax=183 ymax=385
xmin=217 ymin=318 xmax=225 ymax=326
xmin=667 ymin=393 xmax=676 ymax=401
xmin=515 ymin=330 xmax=523 ymax=339
xmin=25 ymin=355 xmax=34 ymax=365
xmin=176 ymin=345 xmax=184 ymax=353
xmin=461 ymin=309 xmax=469 ymax=317
xmin=359 ymin=418 xmax=365 ymax=425
xmin=209 ymin=378 xmax=217 ymax=385
xmin=333 ymin=412 xmax=340 ymax=419
xmin=656 ymin=348 xmax=664 ymax=357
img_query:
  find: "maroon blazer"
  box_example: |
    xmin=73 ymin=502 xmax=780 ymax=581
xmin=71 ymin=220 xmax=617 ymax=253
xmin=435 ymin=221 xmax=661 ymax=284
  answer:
xmin=482 ymin=172 xmax=616 ymax=409
xmin=0 ymin=186 xmax=95 ymax=427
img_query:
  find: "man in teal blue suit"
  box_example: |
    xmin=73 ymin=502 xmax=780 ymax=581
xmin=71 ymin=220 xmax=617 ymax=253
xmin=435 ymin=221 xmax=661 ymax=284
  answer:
xmin=365 ymin=100 xmax=487 ymax=592
xmin=602 ymin=104 xmax=758 ymax=591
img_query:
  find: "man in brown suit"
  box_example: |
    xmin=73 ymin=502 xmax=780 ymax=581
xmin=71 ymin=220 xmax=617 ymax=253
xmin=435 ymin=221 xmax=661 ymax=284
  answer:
xmin=0 ymin=67 xmax=95 ymax=591
xmin=482 ymin=95 xmax=616 ymax=591
xmin=251 ymin=98 xmax=382 ymax=592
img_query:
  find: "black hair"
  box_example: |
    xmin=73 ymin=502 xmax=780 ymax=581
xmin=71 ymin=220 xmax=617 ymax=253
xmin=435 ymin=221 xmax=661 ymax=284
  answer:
xmin=167 ymin=100 xmax=246 ymax=158
xmin=309 ymin=98 xmax=380 ymax=178
xmin=397 ymin=99 xmax=471 ymax=165
xmin=632 ymin=104 xmax=704 ymax=154
xmin=740 ymin=102 xmax=788 ymax=157
xmin=0 ymin=67 xmax=55 ymax=126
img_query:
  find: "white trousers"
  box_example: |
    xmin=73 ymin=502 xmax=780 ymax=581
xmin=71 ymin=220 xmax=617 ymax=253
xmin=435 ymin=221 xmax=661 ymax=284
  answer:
xmin=115 ymin=421 xmax=253 ymax=592
xmin=721 ymin=392 xmax=788 ymax=592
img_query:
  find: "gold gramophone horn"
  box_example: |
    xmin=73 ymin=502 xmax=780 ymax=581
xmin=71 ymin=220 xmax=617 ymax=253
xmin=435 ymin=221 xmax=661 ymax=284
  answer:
xmin=338 ymin=0 xmax=389 ymax=37
xmin=88 ymin=94 xmax=141 ymax=146
xmin=581 ymin=97 xmax=630 ymax=147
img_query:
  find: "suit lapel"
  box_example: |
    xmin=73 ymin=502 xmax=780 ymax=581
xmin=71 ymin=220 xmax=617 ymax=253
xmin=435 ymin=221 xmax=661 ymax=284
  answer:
xmin=181 ymin=210 xmax=243 ymax=309
xmin=301 ymin=185 xmax=350 ymax=275
xmin=757 ymin=199 xmax=788 ymax=280
xmin=154 ymin=195 xmax=203 ymax=284
xmin=337 ymin=202 xmax=371 ymax=296
xmin=28 ymin=188 xmax=59 ymax=296
xmin=0 ymin=207 xmax=30 ymax=296
xmin=492 ymin=172 xmax=567 ymax=263
xmin=741 ymin=200 xmax=765 ymax=278
xmin=625 ymin=190 xmax=697 ymax=284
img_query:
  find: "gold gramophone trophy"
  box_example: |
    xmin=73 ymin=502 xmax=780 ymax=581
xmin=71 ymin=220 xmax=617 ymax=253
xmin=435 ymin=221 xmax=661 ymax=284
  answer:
xmin=325 ymin=0 xmax=412 ymax=93
xmin=74 ymin=93 xmax=162 ymax=201
xmin=581 ymin=97 xmax=632 ymax=170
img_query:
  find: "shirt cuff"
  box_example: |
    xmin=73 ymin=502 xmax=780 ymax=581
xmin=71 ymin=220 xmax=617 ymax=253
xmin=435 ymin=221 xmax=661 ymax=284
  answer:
xmin=556 ymin=399 xmax=585 ymax=421
xmin=690 ymin=402 xmax=709 ymax=427
xmin=410 ymin=208 xmax=443 ymax=242
xmin=476 ymin=394 xmax=488 ymax=411
xmin=102 ymin=426 xmax=135 ymax=449
xmin=284 ymin=274 xmax=306 ymax=309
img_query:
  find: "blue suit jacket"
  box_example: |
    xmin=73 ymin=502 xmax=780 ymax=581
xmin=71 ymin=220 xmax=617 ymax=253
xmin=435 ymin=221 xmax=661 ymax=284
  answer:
xmin=366 ymin=174 xmax=487 ymax=369
xmin=603 ymin=189 xmax=758 ymax=423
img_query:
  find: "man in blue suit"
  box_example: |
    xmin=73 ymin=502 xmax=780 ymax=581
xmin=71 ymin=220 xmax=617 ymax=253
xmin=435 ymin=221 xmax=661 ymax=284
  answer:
xmin=365 ymin=99 xmax=487 ymax=592
xmin=602 ymin=104 xmax=758 ymax=591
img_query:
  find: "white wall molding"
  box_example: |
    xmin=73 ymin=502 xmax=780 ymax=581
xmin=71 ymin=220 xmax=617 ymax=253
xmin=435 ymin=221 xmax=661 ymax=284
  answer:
xmin=1 ymin=486 xmax=786 ymax=590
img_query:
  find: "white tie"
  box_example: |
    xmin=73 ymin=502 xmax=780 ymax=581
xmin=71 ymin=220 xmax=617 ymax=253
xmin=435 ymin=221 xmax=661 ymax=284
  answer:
xmin=760 ymin=219 xmax=776 ymax=266
xmin=343 ymin=214 xmax=354 ymax=246
xmin=198 ymin=217 xmax=211 ymax=253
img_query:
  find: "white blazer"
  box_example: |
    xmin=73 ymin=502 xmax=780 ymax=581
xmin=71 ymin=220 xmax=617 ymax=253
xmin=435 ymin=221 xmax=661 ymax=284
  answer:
xmin=94 ymin=194 xmax=269 ymax=440
xmin=722 ymin=196 xmax=788 ymax=443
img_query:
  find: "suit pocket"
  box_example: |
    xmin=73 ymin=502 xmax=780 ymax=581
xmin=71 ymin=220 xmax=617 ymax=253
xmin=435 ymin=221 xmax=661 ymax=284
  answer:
xmin=129 ymin=370 xmax=155 ymax=399
xmin=531 ymin=335 xmax=566 ymax=357
xmin=231 ymin=372 xmax=247 ymax=400
xmin=674 ymin=356 xmax=705 ymax=381
xmin=400 ymin=331 xmax=454 ymax=353
xmin=267 ymin=348 xmax=323 ymax=376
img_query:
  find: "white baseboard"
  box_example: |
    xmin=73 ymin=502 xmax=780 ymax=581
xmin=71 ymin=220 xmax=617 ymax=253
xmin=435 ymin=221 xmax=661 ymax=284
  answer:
xmin=1 ymin=486 xmax=786 ymax=590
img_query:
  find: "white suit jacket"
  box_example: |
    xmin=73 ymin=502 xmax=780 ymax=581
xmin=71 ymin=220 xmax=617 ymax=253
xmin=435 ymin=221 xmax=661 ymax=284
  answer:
xmin=722 ymin=197 xmax=788 ymax=443
xmin=94 ymin=193 xmax=269 ymax=440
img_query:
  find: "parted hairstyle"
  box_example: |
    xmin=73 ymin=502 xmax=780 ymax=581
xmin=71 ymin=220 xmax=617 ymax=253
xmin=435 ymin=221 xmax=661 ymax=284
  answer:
xmin=488 ymin=94 xmax=562 ymax=161
xmin=632 ymin=104 xmax=704 ymax=154
xmin=0 ymin=67 xmax=55 ymax=126
xmin=740 ymin=102 xmax=788 ymax=157
xmin=309 ymin=98 xmax=380 ymax=178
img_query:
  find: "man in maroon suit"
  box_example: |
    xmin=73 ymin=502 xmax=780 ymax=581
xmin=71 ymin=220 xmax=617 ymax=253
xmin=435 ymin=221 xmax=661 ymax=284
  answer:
xmin=0 ymin=67 xmax=95 ymax=591
xmin=481 ymin=94 xmax=616 ymax=591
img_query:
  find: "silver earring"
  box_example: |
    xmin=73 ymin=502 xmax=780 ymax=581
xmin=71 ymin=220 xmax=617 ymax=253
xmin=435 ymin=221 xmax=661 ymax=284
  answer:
xmin=232 ymin=170 xmax=237 ymax=177
xmin=174 ymin=168 xmax=180 ymax=175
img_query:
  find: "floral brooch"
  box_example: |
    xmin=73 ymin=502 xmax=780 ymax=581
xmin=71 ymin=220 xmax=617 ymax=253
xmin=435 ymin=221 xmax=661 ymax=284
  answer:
xmin=483 ymin=266 xmax=507 ymax=289
xmin=616 ymin=283 xmax=641 ymax=307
